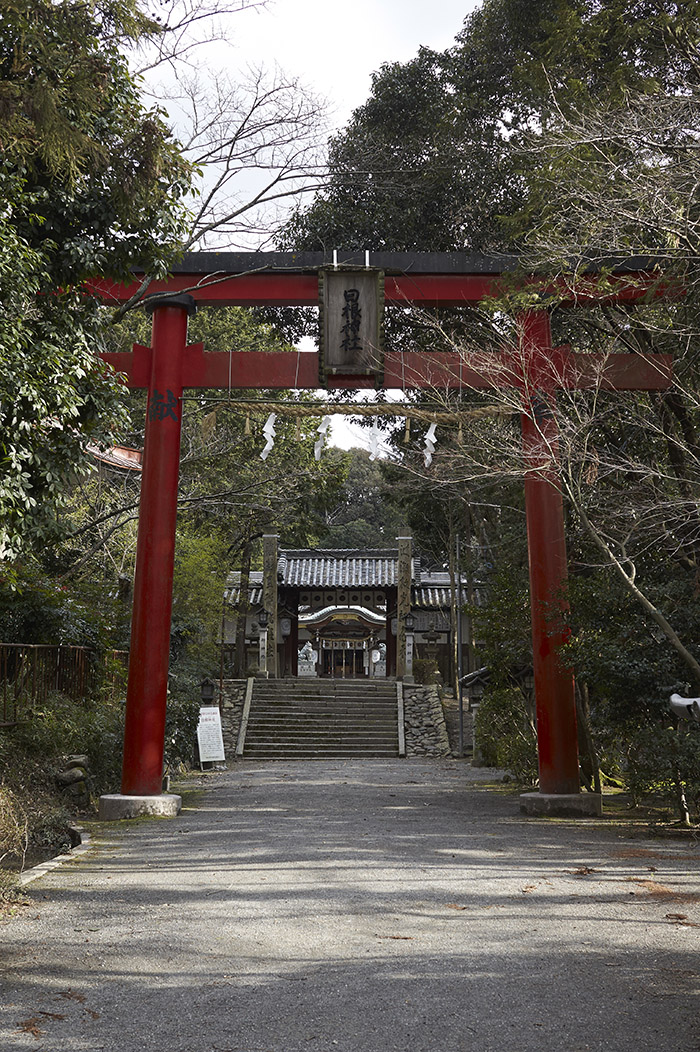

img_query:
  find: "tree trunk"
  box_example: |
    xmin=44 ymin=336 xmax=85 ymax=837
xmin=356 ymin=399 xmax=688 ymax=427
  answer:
xmin=576 ymin=680 xmax=601 ymax=794
xmin=447 ymin=512 xmax=458 ymax=695
xmin=234 ymin=534 xmax=253 ymax=679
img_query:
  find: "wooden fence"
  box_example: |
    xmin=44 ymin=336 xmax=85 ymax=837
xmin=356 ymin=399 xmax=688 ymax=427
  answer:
xmin=0 ymin=644 xmax=129 ymax=726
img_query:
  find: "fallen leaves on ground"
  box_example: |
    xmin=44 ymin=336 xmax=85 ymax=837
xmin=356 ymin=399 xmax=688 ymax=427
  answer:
xmin=56 ymin=989 xmax=86 ymax=1003
xmin=16 ymin=1017 xmax=43 ymax=1037
xmin=569 ymin=866 xmax=600 ymax=876
xmin=446 ymin=903 xmax=469 ymax=910
xmin=626 ymin=878 xmax=700 ymax=902
xmin=665 ymin=911 xmax=700 ymax=927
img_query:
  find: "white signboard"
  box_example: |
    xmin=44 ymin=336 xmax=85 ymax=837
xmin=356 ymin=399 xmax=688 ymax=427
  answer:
xmin=197 ymin=706 xmax=226 ymax=763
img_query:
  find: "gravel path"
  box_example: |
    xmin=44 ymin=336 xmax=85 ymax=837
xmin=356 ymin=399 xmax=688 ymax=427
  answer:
xmin=2 ymin=759 xmax=699 ymax=1051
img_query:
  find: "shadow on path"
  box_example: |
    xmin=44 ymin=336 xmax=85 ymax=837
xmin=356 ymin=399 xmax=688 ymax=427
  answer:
xmin=2 ymin=759 xmax=698 ymax=1052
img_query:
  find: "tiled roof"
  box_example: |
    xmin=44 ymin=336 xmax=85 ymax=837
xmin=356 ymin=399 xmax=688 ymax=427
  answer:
xmin=412 ymin=586 xmax=454 ymax=608
xmin=225 ymin=555 xmax=470 ymax=611
xmin=89 ymin=444 xmax=142 ymax=471
xmin=278 ymin=549 xmax=402 ymax=588
xmin=225 ymin=572 xmax=262 ymax=606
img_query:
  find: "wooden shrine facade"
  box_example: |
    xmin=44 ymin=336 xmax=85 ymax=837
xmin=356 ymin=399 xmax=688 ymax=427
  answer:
xmin=223 ymin=537 xmax=462 ymax=682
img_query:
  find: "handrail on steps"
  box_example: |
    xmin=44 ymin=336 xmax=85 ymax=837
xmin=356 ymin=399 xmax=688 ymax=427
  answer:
xmin=235 ymin=677 xmax=255 ymax=757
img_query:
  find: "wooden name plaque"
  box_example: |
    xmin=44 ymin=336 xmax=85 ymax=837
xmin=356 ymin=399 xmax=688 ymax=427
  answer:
xmin=319 ymin=269 xmax=384 ymax=379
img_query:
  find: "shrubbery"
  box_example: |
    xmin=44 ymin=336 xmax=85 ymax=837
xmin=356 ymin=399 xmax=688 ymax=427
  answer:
xmin=413 ymin=658 xmax=440 ymax=685
xmin=0 ymin=691 xmax=124 ymax=866
xmin=473 ymin=687 xmax=539 ymax=786
xmin=619 ymin=721 xmax=700 ymax=824
xmin=0 ymin=675 xmax=208 ymax=871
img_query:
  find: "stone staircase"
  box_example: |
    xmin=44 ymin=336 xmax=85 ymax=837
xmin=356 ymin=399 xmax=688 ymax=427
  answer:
xmin=241 ymin=679 xmax=400 ymax=759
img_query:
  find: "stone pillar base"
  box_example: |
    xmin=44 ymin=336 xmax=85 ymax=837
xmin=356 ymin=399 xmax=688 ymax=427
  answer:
xmin=520 ymin=792 xmax=602 ymax=818
xmin=99 ymin=794 xmax=182 ymax=821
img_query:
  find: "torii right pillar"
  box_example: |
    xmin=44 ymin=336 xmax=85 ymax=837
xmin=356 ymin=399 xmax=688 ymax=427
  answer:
xmin=518 ymin=311 xmax=602 ymax=817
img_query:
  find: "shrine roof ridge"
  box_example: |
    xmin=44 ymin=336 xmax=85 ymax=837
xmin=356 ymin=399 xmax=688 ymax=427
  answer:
xmin=279 ymin=547 xmax=400 ymax=559
xmin=133 ymin=250 xmax=664 ymax=277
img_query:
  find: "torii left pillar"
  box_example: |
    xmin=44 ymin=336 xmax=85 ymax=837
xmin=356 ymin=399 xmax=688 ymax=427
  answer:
xmin=99 ymin=294 xmax=197 ymax=820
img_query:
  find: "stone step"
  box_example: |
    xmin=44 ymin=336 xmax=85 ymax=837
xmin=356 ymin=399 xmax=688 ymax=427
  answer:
xmin=251 ymin=692 xmax=396 ymax=699
xmin=242 ymin=746 xmax=399 ymax=758
xmin=251 ymin=690 xmax=395 ymax=698
xmin=247 ymin=724 xmax=395 ymax=731
xmin=249 ymin=706 xmax=396 ymax=717
xmin=245 ymin=719 xmax=397 ymax=727
xmin=253 ymin=690 xmax=397 ymax=700
xmin=245 ymin=729 xmax=397 ymax=741
xmin=245 ymin=732 xmax=395 ymax=740
xmin=248 ymin=716 xmax=396 ymax=725
xmin=250 ymin=708 xmax=396 ymax=717
xmin=255 ymin=684 xmax=396 ymax=689
xmin=246 ymin=743 xmax=397 ymax=752
xmin=252 ymin=690 xmax=396 ymax=698
xmin=257 ymin=678 xmax=396 ymax=684
xmin=247 ymin=719 xmax=397 ymax=727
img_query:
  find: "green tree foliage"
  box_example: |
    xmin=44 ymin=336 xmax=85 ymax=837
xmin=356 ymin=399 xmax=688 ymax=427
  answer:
xmin=285 ymin=0 xmax=697 ymax=255
xmin=0 ymin=209 xmax=130 ymax=562
xmin=473 ymin=687 xmax=538 ymax=785
xmin=0 ymin=0 xmax=191 ymax=283
xmin=0 ymin=0 xmax=192 ymax=562
xmin=322 ymin=448 xmax=405 ymax=549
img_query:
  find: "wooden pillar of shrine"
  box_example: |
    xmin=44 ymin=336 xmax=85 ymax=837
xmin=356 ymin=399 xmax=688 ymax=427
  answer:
xmin=385 ymin=587 xmax=397 ymax=678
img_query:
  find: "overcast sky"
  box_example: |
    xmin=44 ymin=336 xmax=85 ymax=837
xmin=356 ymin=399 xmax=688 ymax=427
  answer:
xmin=230 ymin=0 xmax=477 ymax=132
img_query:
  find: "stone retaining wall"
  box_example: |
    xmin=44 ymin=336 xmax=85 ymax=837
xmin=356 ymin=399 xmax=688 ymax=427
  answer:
xmin=403 ymin=685 xmax=451 ymax=757
xmin=219 ymin=679 xmax=248 ymax=758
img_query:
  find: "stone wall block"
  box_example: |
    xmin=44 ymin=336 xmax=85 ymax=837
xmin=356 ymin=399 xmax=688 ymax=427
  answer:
xmin=402 ymin=685 xmax=451 ymax=757
xmin=218 ymin=679 xmax=248 ymax=758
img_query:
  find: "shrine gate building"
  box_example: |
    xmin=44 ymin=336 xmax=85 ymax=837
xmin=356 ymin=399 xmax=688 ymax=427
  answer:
xmin=223 ymin=535 xmax=467 ymax=682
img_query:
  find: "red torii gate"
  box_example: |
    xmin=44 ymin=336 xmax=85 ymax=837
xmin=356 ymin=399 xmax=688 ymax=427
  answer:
xmin=94 ymin=251 xmax=672 ymax=819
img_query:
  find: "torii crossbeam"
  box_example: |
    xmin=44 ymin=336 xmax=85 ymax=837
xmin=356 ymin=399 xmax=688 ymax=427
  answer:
xmin=95 ymin=251 xmax=673 ymax=818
